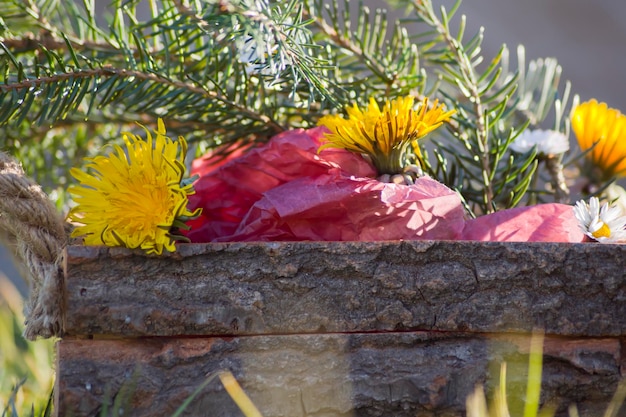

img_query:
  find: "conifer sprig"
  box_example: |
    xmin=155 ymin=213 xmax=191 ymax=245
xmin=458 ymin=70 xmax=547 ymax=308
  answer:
xmin=392 ymin=0 xmax=574 ymax=216
xmin=0 ymin=0 xmax=578 ymax=215
xmin=304 ymin=0 xmax=428 ymax=105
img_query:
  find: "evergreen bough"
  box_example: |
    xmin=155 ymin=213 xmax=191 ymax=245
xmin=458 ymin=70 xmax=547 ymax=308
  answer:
xmin=0 ymin=0 xmax=576 ymax=216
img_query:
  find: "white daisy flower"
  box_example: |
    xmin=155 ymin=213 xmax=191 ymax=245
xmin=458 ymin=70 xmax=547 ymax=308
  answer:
xmin=510 ymin=129 xmax=570 ymax=157
xmin=573 ymin=196 xmax=626 ymax=243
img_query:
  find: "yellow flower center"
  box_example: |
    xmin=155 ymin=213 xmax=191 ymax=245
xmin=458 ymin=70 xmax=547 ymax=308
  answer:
xmin=591 ymin=222 xmax=611 ymax=239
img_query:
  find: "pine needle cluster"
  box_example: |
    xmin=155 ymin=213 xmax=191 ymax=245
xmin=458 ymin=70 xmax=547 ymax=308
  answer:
xmin=0 ymin=0 xmax=577 ymax=216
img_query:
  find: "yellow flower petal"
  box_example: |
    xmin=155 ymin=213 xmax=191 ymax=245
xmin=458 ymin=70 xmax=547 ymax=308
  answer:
xmin=572 ymin=99 xmax=626 ymax=181
xmin=68 ymin=118 xmax=198 ymax=255
xmin=317 ymin=96 xmax=455 ymax=175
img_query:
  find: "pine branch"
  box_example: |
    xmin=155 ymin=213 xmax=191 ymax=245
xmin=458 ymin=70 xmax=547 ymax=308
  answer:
xmin=0 ymin=61 xmax=284 ymax=132
xmin=389 ymin=0 xmax=550 ymax=215
xmin=171 ymin=0 xmax=339 ymax=106
xmin=303 ymin=3 xmax=394 ymax=86
xmin=303 ymin=0 xmax=427 ymax=106
xmin=0 ymin=0 xmax=580 ymax=213
xmin=0 ymin=0 xmax=304 ymax=144
xmin=411 ymin=0 xmax=494 ymax=211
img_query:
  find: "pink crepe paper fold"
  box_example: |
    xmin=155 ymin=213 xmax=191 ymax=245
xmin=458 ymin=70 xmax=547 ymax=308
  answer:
xmin=185 ymin=127 xmax=375 ymax=242
xmin=461 ymin=203 xmax=585 ymax=242
xmin=219 ymin=174 xmax=466 ymax=241
xmin=186 ymin=127 xmax=584 ymax=244
xmin=186 ymin=127 xmax=465 ymax=242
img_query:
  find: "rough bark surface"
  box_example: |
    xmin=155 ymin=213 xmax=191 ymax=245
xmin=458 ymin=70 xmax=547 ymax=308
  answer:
xmin=63 ymin=241 xmax=626 ymax=337
xmin=55 ymin=333 xmax=625 ymax=417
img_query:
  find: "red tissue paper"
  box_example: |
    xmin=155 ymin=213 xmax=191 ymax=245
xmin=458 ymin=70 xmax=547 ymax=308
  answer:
xmin=186 ymin=128 xmax=584 ymax=243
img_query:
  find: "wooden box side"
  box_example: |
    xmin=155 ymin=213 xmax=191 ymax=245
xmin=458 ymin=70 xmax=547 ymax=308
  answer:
xmin=63 ymin=241 xmax=626 ymax=337
xmin=54 ymin=333 xmax=626 ymax=417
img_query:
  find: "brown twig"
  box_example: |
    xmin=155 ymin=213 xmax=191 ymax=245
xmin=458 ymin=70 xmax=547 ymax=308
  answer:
xmin=0 ymin=66 xmax=284 ymax=134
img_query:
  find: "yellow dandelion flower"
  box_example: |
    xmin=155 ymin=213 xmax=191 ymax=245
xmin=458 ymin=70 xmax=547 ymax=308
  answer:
xmin=68 ymin=119 xmax=200 ymax=255
xmin=317 ymin=96 xmax=455 ymax=175
xmin=572 ymin=99 xmax=626 ymax=182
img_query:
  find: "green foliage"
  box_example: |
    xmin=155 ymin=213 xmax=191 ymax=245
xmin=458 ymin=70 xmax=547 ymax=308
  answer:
xmin=303 ymin=0 xmax=429 ymax=103
xmin=0 ymin=279 xmax=54 ymax=416
xmin=469 ymin=335 xmax=626 ymax=417
xmin=0 ymin=0 xmax=578 ymax=215
xmin=390 ymin=0 xmax=576 ymax=215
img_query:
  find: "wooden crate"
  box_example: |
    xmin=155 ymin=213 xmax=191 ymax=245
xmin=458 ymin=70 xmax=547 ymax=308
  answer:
xmin=56 ymin=241 xmax=626 ymax=417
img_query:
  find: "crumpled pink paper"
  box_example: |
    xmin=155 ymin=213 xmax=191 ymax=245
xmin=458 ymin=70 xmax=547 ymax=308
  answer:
xmin=186 ymin=127 xmax=584 ymax=243
xmin=218 ymin=173 xmax=466 ymax=241
xmin=191 ymin=141 xmax=256 ymax=178
xmin=186 ymin=127 xmax=465 ymax=242
xmin=461 ymin=203 xmax=585 ymax=242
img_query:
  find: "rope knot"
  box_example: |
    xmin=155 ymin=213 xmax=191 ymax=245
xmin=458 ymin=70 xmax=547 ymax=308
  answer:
xmin=0 ymin=152 xmax=68 ymax=340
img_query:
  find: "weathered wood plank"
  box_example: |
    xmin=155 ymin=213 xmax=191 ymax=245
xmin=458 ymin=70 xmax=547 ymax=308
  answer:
xmin=54 ymin=333 xmax=624 ymax=417
xmin=63 ymin=241 xmax=626 ymax=337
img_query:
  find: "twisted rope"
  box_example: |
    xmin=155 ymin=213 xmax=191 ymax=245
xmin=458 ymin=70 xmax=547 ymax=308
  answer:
xmin=0 ymin=152 xmax=68 ymax=340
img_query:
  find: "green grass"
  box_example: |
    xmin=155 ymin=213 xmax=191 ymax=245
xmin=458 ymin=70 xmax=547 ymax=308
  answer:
xmin=0 ymin=277 xmax=55 ymax=417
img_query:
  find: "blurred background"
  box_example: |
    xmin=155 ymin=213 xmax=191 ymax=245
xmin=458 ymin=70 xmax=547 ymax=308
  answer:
xmin=459 ymin=0 xmax=626 ymax=111
xmin=2 ymin=0 xmax=626 ymax=295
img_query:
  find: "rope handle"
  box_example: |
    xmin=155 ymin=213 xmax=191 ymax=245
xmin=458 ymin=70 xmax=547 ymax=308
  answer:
xmin=0 ymin=152 xmax=68 ymax=340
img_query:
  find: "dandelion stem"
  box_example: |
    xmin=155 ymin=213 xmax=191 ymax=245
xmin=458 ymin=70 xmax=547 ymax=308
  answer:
xmin=545 ymin=156 xmax=570 ymax=204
